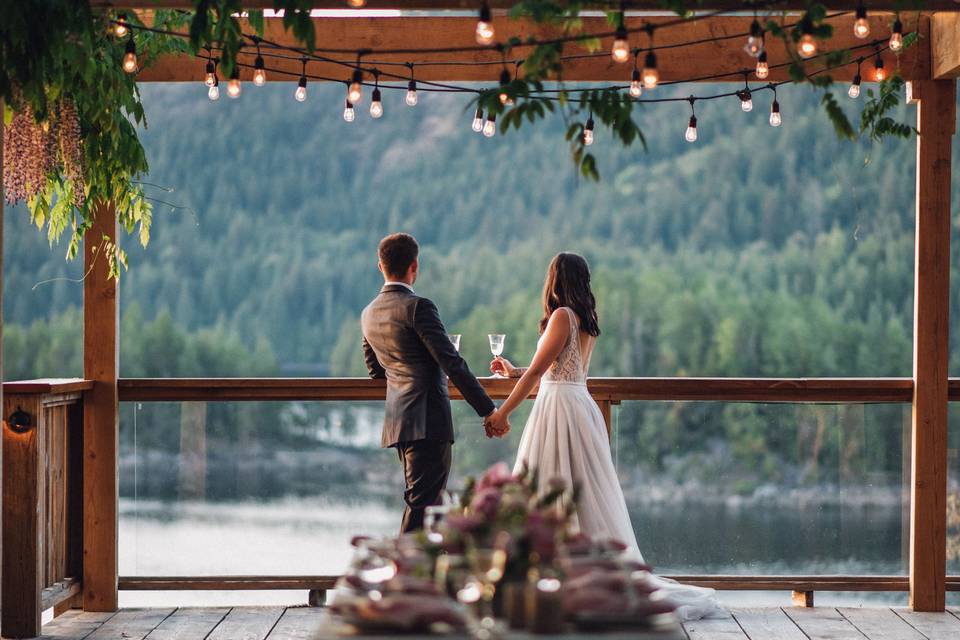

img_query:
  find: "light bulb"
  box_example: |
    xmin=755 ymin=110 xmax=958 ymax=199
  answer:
xmin=208 ymin=80 xmax=220 ymax=101
xmin=114 ymin=14 xmax=128 ymax=38
xmin=476 ymin=3 xmax=494 ymax=45
xmin=349 ymin=70 xmax=363 ymax=104
xmin=798 ymin=33 xmax=817 ymax=59
xmin=295 ymin=76 xmax=307 ymax=102
xmin=612 ymin=27 xmax=630 ymax=63
xmin=253 ymin=56 xmax=266 ymax=86
xmin=756 ymin=52 xmax=769 ymax=80
xmin=642 ymin=51 xmax=658 ymax=89
xmin=122 ymin=38 xmax=137 ymax=74
xmin=848 ymin=74 xmax=862 ymax=99
xmin=874 ymin=59 xmax=886 ymax=82
xmin=344 ymin=101 xmax=355 ymax=122
xmin=205 ymin=61 xmax=216 ymax=87
xmin=854 ymin=4 xmax=870 ymax=39
xmin=685 ymin=115 xmax=697 ymax=142
xmin=406 ymin=80 xmax=418 ymax=106
xmin=583 ymin=118 xmax=594 ymax=146
xmin=348 ymin=0 xmax=366 ymax=6
xmin=744 ymin=20 xmax=764 ymax=57
xmin=472 ymin=108 xmax=484 ymax=132
xmin=483 ymin=114 xmax=496 ymax=137
xmin=630 ymin=69 xmax=642 ymax=97
xmin=370 ymin=88 xmax=383 ymax=118
xmin=740 ymin=90 xmax=753 ymax=112
xmin=227 ymin=70 xmax=241 ymax=98
xmin=498 ymin=68 xmax=512 ymax=105
xmin=769 ymin=101 xmax=781 ymax=127
xmin=890 ymin=19 xmax=903 ymax=52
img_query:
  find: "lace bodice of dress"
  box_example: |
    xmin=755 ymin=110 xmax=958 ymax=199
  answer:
xmin=542 ymin=307 xmax=590 ymax=384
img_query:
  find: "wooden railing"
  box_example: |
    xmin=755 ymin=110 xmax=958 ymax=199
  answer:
xmin=2 ymin=379 xmax=92 ymax=638
xmin=113 ymin=376 xmax=960 ymax=605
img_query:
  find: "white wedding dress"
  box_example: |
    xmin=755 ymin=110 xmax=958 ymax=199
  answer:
xmin=512 ymin=307 xmax=725 ymax=621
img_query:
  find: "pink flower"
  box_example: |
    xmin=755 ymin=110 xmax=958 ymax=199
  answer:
xmin=476 ymin=462 xmax=514 ymax=492
xmin=469 ymin=487 xmax=502 ymax=520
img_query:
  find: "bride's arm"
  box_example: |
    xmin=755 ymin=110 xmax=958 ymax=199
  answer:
xmin=496 ymin=310 xmax=571 ymax=418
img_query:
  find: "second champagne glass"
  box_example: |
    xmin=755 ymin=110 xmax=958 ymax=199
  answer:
xmin=488 ymin=334 xmax=506 ymax=377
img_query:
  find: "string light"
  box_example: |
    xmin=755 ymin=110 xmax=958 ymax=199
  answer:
xmin=295 ymin=59 xmax=307 ymax=102
xmin=798 ymin=18 xmax=817 ymax=58
xmin=630 ymin=51 xmax=642 ymax=97
xmin=370 ymin=87 xmax=383 ymax=118
xmin=641 ymin=27 xmax=658 ymax=89
xmin=685 ymin=98 xmax=697 ymax=142
xmin=769 ymin=88 xmax=782 ymax=127
xmin=114 ymin=13 xmax=129 ymax=38
xmin=476 ymin=1 xmax=495 ymax=46
xmin=738 ymin=75 xmax=753 ymax=112
xmin=849 ymin=58 xmax=862 ymax=98
xmin=583 ymin=114 xmax=595 ymax=146
xmin=227 ymin=67 xmax=241 ymax=98
xmin=853 ymin=1 xmax=870 ymax=39
xmin=889 ymin=15 xmax=903 ymax=52
xmin=208 ymin=76 xmax=220 ymax=101
xmin=498 ymin=68 xmax=512 ymax=105
xmin=343 ymin=99 xmax=355 ymax=122
xmin=472 ymin=108 xmax=484 ymax=132
xmin=405 ymin=63 xmax=418 ymax=106
xmin=611 ymin=7 xmax=630 ymax=63
xmin=253 ymin=42 xmax=267 ymax=86
xmin=348 ymin=68 xmax=363 ymax=104
xmin=756 ymin=50 xmax=769 ymax=79
xmin=874 ymin=54 xmax=886 ymax=81
xmin=483 ymin=112 xmax=496 ymax=137
xmin=122 ymin=36 xmax=138 ymax=74
xmin=204 ymin=58 xmax=217 ymax=87
xmin=347 ymin=0 xmax=367 ymax=7
xmin=744 ymin=18 xmax=764 ymax=57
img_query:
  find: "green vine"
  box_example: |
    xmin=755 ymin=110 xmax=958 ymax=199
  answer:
xmin=0 ymin=1 xmax=922 ymax=275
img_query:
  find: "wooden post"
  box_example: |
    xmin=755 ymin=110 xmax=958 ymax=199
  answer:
xmin=908 ymin=79 xmax=955 ymax=612
xmin=2 ymin=396 xmax=43 ymax=638
xmin=791 ymin=591 xmax=814 ymax=608
xmin=83 ymin=201 xmax=119 ymax=612
xmin=598 ymin=400 xmax=612 ymax=439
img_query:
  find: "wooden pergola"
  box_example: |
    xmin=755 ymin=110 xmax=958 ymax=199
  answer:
xmin=3 ymin=2 xmax=960 ymax=637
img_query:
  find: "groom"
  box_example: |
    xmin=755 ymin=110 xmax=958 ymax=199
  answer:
xmin=361 ymin=233 xmax=508 ymax=533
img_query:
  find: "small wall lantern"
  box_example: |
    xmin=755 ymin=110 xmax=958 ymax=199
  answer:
xmin=7 ymin=407 xmax=33 ymax=434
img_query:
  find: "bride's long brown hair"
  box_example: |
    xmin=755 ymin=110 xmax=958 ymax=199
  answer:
xmin=539 ymin=252 xmax=600 ymax=337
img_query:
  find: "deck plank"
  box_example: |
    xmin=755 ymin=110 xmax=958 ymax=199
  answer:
xmin=784 ymin=607 xmax=868 ymax=640
xmin=838 ymin=608 xmax=926 ymax=640
xmin=264 ymin=608 xmax=329 ymax=640
xmin=144 ymin=608 xmax=231 ymax=640
xmin=893 ymin=608 xmax=960 ymax=640
xmin=206 ymin=607 xmax=284 ymax=640
xmin=683 ymin=613 xmax=747 ymax=640
xmin=85 ymin=608 xmax=176 ymax=640
xmin=29 ymin=610 xmax=117 ymax=640
xmin=730 ymin=607 xmax=806 ymax=640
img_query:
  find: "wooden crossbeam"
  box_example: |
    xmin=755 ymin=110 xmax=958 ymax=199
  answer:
xmin=95 ymin=1 xmax=960 ymax=12
xmin=135 ymin=14 xmax=929 ymax=83
xmin=931 ymin=12 xmax=960 ymax=78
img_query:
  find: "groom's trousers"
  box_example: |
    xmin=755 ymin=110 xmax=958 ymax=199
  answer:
xmin=396 ymin=439 xmax=452 ymax=533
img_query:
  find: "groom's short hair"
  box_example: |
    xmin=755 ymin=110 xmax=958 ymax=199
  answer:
xmin=379 ymin=233 xmax=419 ymax=278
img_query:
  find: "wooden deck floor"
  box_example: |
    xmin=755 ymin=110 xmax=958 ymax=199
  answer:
xmin=15 ymin=606 xmax=960 ymax=640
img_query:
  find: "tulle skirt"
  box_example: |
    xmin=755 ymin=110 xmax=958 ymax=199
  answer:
xmin=512 ymin=379 xmax=725 ymax=622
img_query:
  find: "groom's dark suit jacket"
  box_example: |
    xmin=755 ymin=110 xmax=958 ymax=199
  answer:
xmin=361 ymin=284 xmax=495 ymax=448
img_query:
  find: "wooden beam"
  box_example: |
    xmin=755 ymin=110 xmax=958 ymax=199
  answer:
xmin=94 ymin=2 xmax=960 ymax=11
xmin=82 ymin=202 xmax=120 ymax=613
xmin=931 ymin=13 xmax=960 ymax=78
xmin=117 ymin=376 xmax=916 ymax=403
xmin=909 ymin=78 xmax=955 ymax=613
xmin=134 ymin=14 xmax=929 ymax=83
xmin=2 ymin=395 xmax=44 ymax=638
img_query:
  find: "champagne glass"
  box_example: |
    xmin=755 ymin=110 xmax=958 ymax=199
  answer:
xmin=488 ymin=334 xmax=506 ymax=377
xmin=448 ymin=333 xmax=462 ymax=352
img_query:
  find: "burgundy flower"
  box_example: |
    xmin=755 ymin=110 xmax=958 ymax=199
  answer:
xmin=470 ymin=487 xmax=502 ymax=520
xmin=476 ymin=462 xmax=513 ymax=492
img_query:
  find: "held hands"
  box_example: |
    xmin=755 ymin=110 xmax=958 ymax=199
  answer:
xmin=483 ymin=408 xmax=511 ymax=439
xmin=490 ymin=356 xmax=519 ymax=377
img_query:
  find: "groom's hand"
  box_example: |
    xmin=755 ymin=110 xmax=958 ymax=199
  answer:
xmin=483 ymin=411 xmax=511 ymax=438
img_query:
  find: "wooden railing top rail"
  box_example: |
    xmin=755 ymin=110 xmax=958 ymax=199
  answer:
xmin=4 ymin=379 xmax=94 ymax=395
xmin=117 ymin=377 xmax=919 ymax=403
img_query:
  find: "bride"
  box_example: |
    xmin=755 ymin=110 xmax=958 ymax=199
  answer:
xmin=483 ymin=252 xmax=724 ymax=622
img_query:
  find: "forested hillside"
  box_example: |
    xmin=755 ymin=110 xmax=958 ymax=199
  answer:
xmin=4 ymin=81 xmax=956 ymax=483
